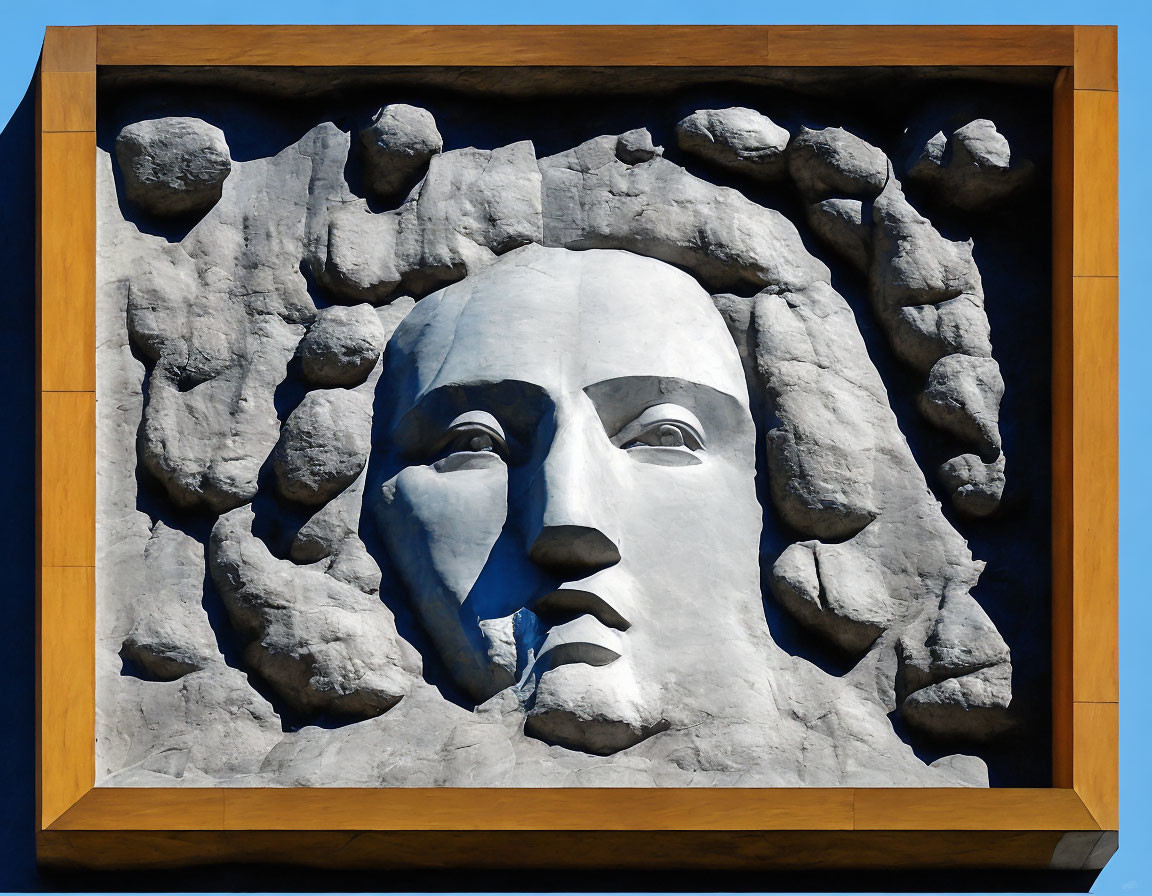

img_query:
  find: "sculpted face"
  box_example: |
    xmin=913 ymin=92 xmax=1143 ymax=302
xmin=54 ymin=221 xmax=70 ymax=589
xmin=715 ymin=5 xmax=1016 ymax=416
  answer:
xmin=370 ymin=245 xmax=765 ymax=754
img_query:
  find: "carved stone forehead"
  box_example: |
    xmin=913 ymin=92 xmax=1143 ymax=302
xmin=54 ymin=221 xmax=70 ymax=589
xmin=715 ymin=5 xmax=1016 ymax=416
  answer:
xmin=385 ymin=245 xmax=749 ymax=416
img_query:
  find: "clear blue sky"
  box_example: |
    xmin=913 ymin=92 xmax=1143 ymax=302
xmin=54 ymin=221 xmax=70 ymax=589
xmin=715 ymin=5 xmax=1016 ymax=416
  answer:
xmin=4 ymin=1 xmax=1148 ymax=894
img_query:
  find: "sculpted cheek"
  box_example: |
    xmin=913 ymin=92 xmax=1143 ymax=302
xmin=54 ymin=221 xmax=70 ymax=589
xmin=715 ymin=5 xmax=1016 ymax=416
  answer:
xmin=377 ymin=462 xmax=508 ymax=604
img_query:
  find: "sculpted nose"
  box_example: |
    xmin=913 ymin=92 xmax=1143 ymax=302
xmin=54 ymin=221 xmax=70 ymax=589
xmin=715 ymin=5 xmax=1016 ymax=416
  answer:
xmin=525 ymin=411 xmax=621 ymax=575
xmin=529 ymin=524 xmax=620 ymax=574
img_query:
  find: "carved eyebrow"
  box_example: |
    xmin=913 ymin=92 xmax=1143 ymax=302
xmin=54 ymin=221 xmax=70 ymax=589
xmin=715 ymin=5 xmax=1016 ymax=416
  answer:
xmin=389 ymin=380 xmax=547 ymax=453
xmin=582 ymin=375 xmax=746 ymax=439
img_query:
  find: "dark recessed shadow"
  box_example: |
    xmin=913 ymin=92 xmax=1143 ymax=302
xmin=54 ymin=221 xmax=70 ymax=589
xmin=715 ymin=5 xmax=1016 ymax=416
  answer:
xmin=35 ymin=862 xmax=1103 ymax=893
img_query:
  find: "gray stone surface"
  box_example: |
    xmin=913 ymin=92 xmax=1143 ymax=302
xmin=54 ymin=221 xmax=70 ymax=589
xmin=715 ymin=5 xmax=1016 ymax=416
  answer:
xmin=359 ymin=103 xmax=443 ymax=202
xmin=94 ymin=107 xmax=1031 ymax=788
xmin=313 ymin=142 xmax=543 ymax=302
xmin=210 ymin=505 xmax=420 ymax=719
xmin=771 ymin=540 xmax=893 ymax=656
xmin=919 ymin=354 xmax=1005 ymax=458
xmin=273 ymin=389 xmax=372 ymax=506
xmin=116 ymin=116 xmax=231 ymax=217
xmin=297 ymin=303 xmax=386 ymax=387
xmin=907 ymin=118 xmax=1034 ymax=211
xmin=775 ymin=117 xmax=1009 ymax=489
xmin=615 ymin=127 xmax=662 ymax=164
xmin=540 ymin=134 xmax=828 ymax=294
xmin=870 ymin=183 xmax=991 ymax=368
xmin=805 ymin=198 xmax=871 ymax=272
xmin=120 ymin=522 xmax=218 ymax=680
xmin=756 ymin=286 xmax=880 ymax=540
xmin=897 ymin=588 xmax=1013 ymax=740
xmin=938 ymin=453 xmax=1006 ymax=517
xmin=788 ymin=126 xmax=889 ymax=198
xmin=675 ymin=107 xmax=790 ymax=178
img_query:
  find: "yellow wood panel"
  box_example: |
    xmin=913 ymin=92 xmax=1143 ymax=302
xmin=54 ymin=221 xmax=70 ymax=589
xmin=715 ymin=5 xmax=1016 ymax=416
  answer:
xmin=853 ymin=788 xmax=1098 ymax=831
xmin=1072 ymin=276 xmax=1119 ymax=703
xmin=1074 ymin=25 xmax=1119 ymax=91
xmin=51 ymin=788 xmax=225 ymax=831
xmin=36 ymin=829 xmax=1071 ymax=871
xmin=1051 ymin=67 xmax=1074 ymax=787
xmin=42 ymin=26 xmax=96 ymax=73
xmin=38 ymin=392 xmax=95 ymax=567
xmin=1074 ymin=702 xmax=1118 ymax=830
xmin=1073 ymin=89 xmax=1119 ymax=277
xmin=38 ymin=131 xmax=95 ymax=392
xmin=38 ymin=566 xmax=94 ymax=829
xmin=223 ymin=788 xmax=853 ymax=831
xmin=94 ymin=24 xmax=1076 ymax=68
xmin=39 ymin=72 xmax=95 ymax=132
xmin=96 ymin=25 xmax=771 ymax=66
xmin=764 ymin=25 xmax=1073 ymax=66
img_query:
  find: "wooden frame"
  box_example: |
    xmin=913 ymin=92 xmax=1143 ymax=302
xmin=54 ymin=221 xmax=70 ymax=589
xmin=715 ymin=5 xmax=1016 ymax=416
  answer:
xmin=35 ymin=25 xmax=1118 ymax=872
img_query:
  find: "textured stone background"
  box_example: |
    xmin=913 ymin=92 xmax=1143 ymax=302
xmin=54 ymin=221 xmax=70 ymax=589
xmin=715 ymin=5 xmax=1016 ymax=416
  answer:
xmin=93 ymin=68 xmax=1054 ymax=788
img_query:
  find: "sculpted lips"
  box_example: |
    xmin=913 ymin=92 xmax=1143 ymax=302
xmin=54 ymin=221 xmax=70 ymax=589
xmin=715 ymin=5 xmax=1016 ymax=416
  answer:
xmin=529 ymin=588 xmax=631 ymax=669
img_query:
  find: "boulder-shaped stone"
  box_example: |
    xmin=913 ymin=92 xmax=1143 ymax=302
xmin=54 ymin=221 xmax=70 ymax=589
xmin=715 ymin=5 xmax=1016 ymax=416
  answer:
xmin=290 ymin=463 xmax=383 ymax=595
xmin=771 ymin=540 xmax=894 ymax=656
xmin=297 ymin=304 xmax=386 ymax=387
xmin=788 ymin=126 xmax=889 ymax=199
xmin=907 ymin=119 xmax=1033 ymax=212
xmin=938 ymin=453 xmax=1006 ymax=517
xmin=884 ymin=295 xmax=994 ymax=373
xmin=359 ymin=103 xmax=443 ymax=201
xmin=126 ymin=248 xmax=241 ymax=387
xmin=764 ymin=398 xmax=878 ymax=540
xmin=541 ymin=134 xmax=828 ymax=294
xmin=918 ymin=354 xmax=1005 ymax=458
xmin=902 ymin=663 xmax=1013 ymax=741
xmin=209 ymin=506 xmax=419 ymax=718
xmin=116 ymin=117 xmax=232 ymax=217
xmin=615 ymin=128 xmax=662 ymax=164
xmin=675 ymin=107 xmax=790 ymax=178
xmin=120 ymin=523 xmax=219 ymax=680
xmin=273 ymin=389 xmax=373 ymax=506
xmin=952 ymin=119 xmax=1011 ymax=171
xmin=126 ymin=126 xmax=348 ymax=513
xmin=907 ymin=129 xmax=949 ymax=174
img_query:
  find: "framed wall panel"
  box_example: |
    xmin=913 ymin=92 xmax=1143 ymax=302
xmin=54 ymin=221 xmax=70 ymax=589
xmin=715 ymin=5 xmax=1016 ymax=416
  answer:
xmin=35 ymin=24 xmax=1118 ymax=872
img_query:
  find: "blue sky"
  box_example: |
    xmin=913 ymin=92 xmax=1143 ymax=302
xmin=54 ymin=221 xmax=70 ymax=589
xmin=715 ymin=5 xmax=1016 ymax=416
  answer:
xmin=4 ymin=0 xmax=1148 ymax=894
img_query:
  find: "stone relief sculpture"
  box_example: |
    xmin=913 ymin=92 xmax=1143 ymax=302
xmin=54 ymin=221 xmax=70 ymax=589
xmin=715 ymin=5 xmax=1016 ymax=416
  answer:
xmin=96 ymin=79 xmax=1048 ymax=786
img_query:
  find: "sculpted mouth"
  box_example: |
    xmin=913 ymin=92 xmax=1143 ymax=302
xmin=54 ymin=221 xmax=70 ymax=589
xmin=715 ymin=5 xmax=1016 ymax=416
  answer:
xmin=528 ymin=589 xmax=630 ymax=670
xmin=530 ymin=588 xmax=631 ymax=632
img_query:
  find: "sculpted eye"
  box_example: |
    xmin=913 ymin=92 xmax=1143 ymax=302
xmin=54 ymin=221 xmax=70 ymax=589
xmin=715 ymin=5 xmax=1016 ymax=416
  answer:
xmin=613 ymin=403 xmax=705 ymax=466
xmin=432 ymin=411 xmax=508 ymax=468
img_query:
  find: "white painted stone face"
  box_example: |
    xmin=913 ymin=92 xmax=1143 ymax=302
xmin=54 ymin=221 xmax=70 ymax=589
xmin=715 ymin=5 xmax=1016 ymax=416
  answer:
xmin=372 ymin=247 xmax=765 ymax=754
